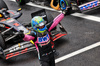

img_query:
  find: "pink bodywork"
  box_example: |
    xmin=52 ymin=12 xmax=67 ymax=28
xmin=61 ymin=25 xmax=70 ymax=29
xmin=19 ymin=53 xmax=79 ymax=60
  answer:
xmin=48 ymin=13 xmax=64 ymax=31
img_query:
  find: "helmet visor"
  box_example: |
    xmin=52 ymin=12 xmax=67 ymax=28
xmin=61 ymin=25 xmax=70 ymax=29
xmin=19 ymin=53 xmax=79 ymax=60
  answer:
xmin=35 ymin=21 xmax=46 ymax=29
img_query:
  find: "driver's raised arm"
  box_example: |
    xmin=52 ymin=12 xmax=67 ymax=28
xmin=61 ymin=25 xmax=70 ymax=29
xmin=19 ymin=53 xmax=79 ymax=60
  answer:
xmin=48 ymin=13 xmax=64 ymax=31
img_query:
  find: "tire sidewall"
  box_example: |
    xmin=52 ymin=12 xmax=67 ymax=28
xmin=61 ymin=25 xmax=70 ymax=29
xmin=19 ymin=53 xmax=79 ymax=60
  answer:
xmin=0 ymin=34 xmax=6 ymax=50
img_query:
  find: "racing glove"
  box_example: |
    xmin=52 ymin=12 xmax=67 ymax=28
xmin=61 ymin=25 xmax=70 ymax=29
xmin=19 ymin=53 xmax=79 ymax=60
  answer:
xmin=62 ymin=7 xmax=72 ymax=16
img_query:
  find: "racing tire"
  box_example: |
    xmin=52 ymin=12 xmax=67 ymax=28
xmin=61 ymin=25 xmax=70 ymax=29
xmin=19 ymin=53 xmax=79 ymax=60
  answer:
xmin=0 ymin=0 xmax=8 ymax=10
xmin=0 ymin=46 xmax=5 ymax=59
xmin=16 ymin=0 xmax=30 ymax=5
xmin=0 ymin=34 xmax=6 ymax=50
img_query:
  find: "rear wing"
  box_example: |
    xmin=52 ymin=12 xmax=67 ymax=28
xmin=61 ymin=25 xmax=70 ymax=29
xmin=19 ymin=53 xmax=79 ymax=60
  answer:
xmin=31 ymin=9 xmax=54 ymax=23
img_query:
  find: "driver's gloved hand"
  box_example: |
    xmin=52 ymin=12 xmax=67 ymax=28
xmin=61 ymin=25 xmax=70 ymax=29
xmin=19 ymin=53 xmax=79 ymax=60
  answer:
xmin=62 ymin=10 xmax=67 ymax=16
xmin=18 ymin=30 xmax=25 ymax=38
xmin=62 ymin=7 xmax=72 ymax=16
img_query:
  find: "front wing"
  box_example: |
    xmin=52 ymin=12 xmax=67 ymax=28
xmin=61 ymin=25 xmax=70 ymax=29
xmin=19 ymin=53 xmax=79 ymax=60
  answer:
xmin=0 ymin=41 xmax=36 ymax=60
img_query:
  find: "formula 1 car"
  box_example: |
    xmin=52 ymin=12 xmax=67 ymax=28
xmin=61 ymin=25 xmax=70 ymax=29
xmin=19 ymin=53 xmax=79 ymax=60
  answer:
xmin=0 ymin=8 xmax=67 ymax=60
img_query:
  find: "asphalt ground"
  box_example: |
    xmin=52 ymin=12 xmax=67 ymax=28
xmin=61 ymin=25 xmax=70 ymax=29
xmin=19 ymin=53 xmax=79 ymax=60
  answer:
xmin=0 ymin=0 xmax=100 ymax=66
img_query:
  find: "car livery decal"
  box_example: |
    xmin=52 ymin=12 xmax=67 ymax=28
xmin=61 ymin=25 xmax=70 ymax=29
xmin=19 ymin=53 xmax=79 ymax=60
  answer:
xmin=38 ymin=34 xmax=50 ymax=43
xmin=13 ymin=23 xmax=19 ymax=26
xmin=6 ymin=48 xmax=28 ymax=59
xmin=0 ymin=18 xmax=11 ymax=22
xmin=8 ymin=11 xmax=15 ymax=15
xmin=6 ymin=19 xmax=15 ymax=23
xmin=18 ymin=26 xmax=29 ymax=33
xmin=79 ymin=0 xmax=99 ymax=10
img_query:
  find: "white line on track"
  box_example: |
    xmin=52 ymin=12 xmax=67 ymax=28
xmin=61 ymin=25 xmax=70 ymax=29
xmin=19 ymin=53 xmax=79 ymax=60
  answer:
xmin=10 ymin=0 xmax=100 ymax=63
xmin=10 ymin=0 xmax=100 ymax=23
xmin=71 ymin=13 xmax=100 ymax=22
xmin=55 ymin=41 xmax=100 ymax=63
xmin=10 ymin=0 xmax=61 ymax=12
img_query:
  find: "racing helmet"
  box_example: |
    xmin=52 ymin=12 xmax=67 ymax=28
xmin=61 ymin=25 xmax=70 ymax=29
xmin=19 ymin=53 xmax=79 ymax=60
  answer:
xmin=31 ymin=16 xmax=47 ymax=33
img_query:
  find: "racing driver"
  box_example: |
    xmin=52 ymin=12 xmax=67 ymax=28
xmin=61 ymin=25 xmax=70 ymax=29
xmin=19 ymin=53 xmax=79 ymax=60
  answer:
xmin=22 ymin=11 xmax=67 ymax=66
